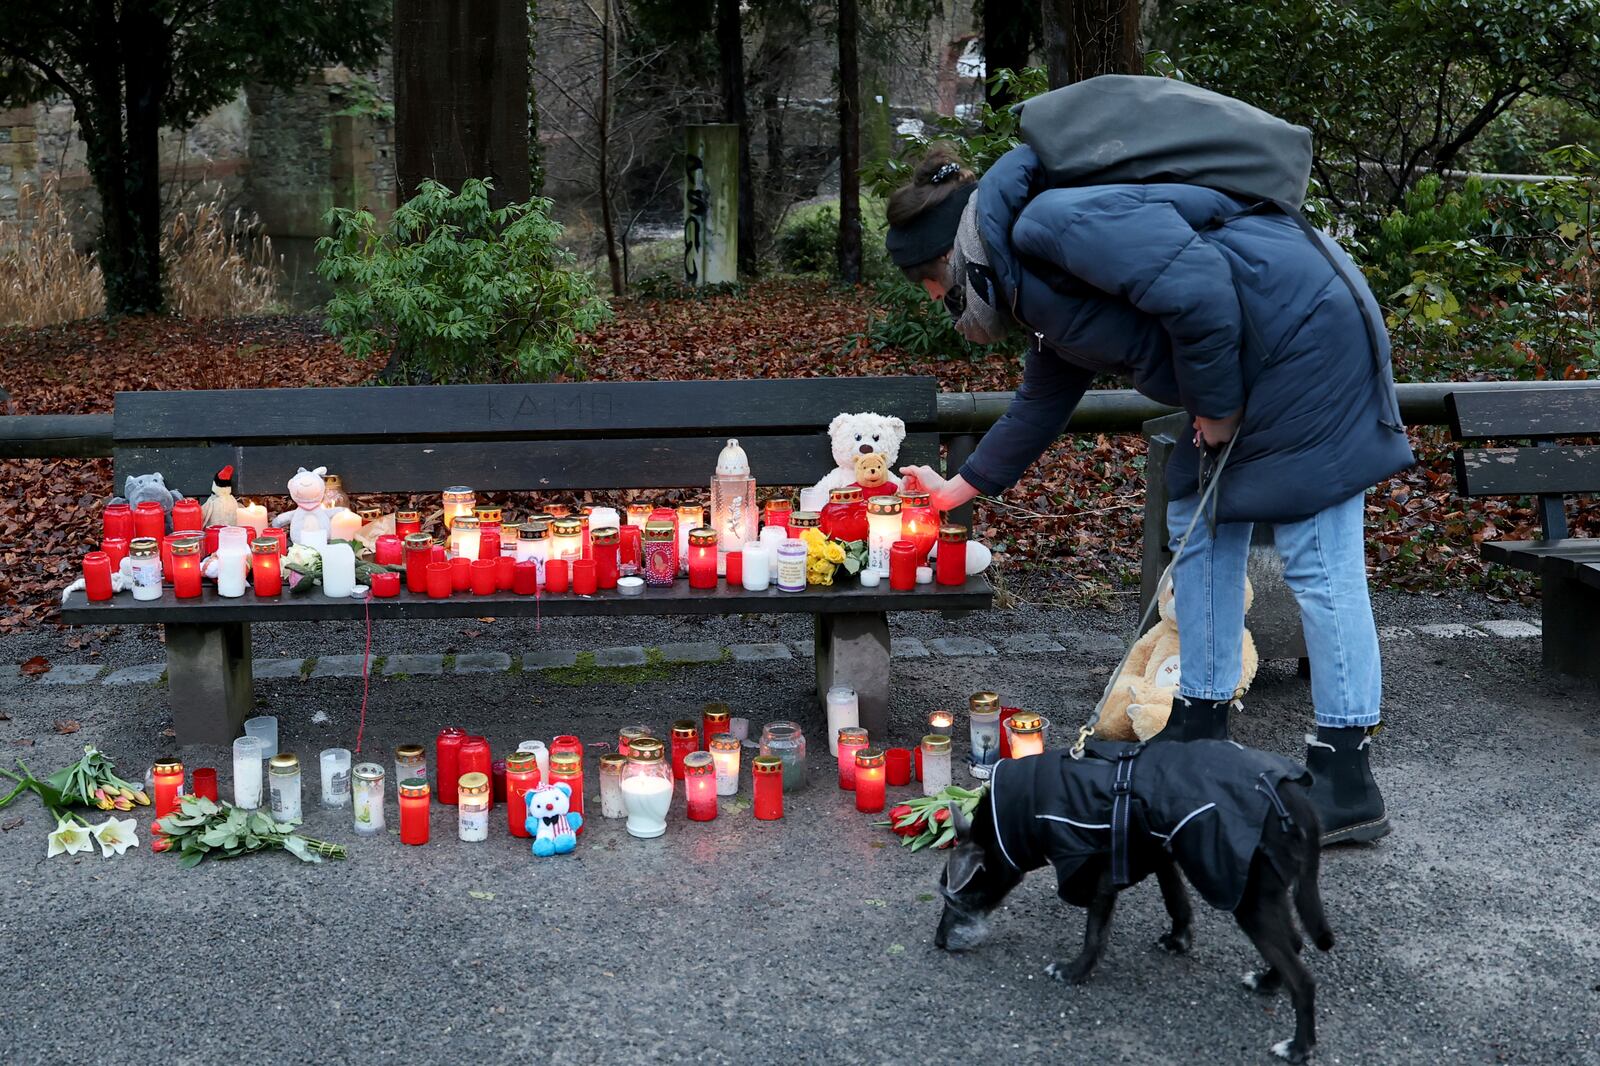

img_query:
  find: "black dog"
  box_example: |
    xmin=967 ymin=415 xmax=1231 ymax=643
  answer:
xmin=936 ymin=740 xmax=1334 ymax=1063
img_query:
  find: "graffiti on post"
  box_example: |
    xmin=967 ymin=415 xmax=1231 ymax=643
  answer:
xmin=684 ymin=153 xmax=708 ymax=286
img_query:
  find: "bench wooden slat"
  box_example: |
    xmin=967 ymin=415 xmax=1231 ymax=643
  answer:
xmin=1480 ymin=537 xmax=1600 ymax=569
xmin=1578 ymin=562 xmax=1600 ymax=593
xmin=1452 ymin=445 xmax=1600 ymax=497
xmin=117 ymin=433 xmax=943 ymax=498
xmin=1533 ymin=542 xmax=1600 ymax=578
xmin=1446 ymin=386 xmax=1600 ymax=439
xmin=112 ymin=378 xmax=940 ymax=443
xmin=58 ymin=575 xmax=994 ymax=625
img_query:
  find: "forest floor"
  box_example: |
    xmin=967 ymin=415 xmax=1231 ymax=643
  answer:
xmin=1 ymin=277 xmax=1589 ymax=631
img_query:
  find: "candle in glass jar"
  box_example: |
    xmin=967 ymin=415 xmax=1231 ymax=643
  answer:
xmin=442 ymin=486 xmax=475 ymax=530
xmin=470 ymin=557 xmax=497 ymax=595
xmin=687 ymin=527 xmax=718 ymax=589
xmin=592 ymin=527 xmax=620 ymax=589
xmin=404 ymin=533 xmax=434 ymax=593
xmin=889 ymin=540 xmax=918 ymax=591
xmin=449 ymin=515 xmax=481 ymax=561
xmin=760 ymin=721 xmax=808 ymax=791
xmin=129 ymin=538 xmax=162 ymax=601
xmin=133 ymin=501 xmax=166 ymax=540
xmin=152 ymin=758 xmax=184 ymax=819
xmin=669 ymin=720 xmax=699 ymax=780
xmin=458 ymin=736 xmax=492 ymax=798
xmin=82 ymin=551 xmax=114 ymax=602
xmin=758 ymin=524 xmax=787 ymax=580
xmin=598 ymin=753 xmax=627 ymax=819
xmin=435 ymin=727 xmax=466 ymax=804
xmin=551 ymin=518 xmax=583 ymax=563
xmin=268 ymin=753 xmax=303 ymax=823
xmin=1004 ymin=711 xmax=1046 ymax=758
xmin=249 ymin=536 xmax=282 ymax=596
xmin=479 ymin=530 xmax=501 ymax=563
xmin=618 ymin=725 xmax=654 ymax=757
xmin=626 ymin=503 xmax=654 ymax=528
xmin=399 ymin=778 xmax=430 ymax=845
xmin=192 ymin=768 xmax=218 ymax=801
xmin=352 ymin=763 xmax=386 ymax=834
xmin=683 ymin=751 xmax=717 ymax=821
xmin=886 ymin=748 xmax=913 ymax=787
xmin=505 ymin=750 xmax=542 ymax=836
xmin=928 ymin=710 xmax=954 ymax=736
xmin=866 ymin=497 xmax=902 ymax=577
xmin=620 ymin=738 xmax=673 ymax=838
xmin=516 ymin=523 xmax=550 ymax=585
xmin=395 ymin=510 xmax=422 ymax=538
xmin=456 ymin=772 xmax=490 ymax=841
xmin=545 ymin=558 xmax=569 ymax=593
xmin=100 ymin=536 xmax=130 ymax=570
xmin=897 ymin=489 xmax=939 ymax=564
xmin=764 ymin=498 xmax=793 ymax=533
xmin=724 ymin=549 xmax=743 ymax=586
xmin=164 ymin=497 xmax=200 ymax=534
xmin=320 ymin=748 xmax=351 ymax=807
xmin=103 ymin=501 xmax=133 ymax=542
xmin=215 ymin=527 xmax=250 ymax=598
xmin=232 ymin=736 xmax=263 ymax=809
xmin=676 ymin=506 xmax=703 ymax=573
xmin=854 ymin=749 xmax=887 ymax=813
xmin=968 ymin=691 xmax=1002 ymax=779
xmin=709 ymin=734 xmax=740 ymax=796
xmin=752 ymin=755 xmax=784 ymax=820
xmin=394 ymin=743 xmax=426 ymax=786
xmin=426 ymin=561 xmax=452 ymax=598
xmin=702 ymin=703 xmax=731 ymax=748
xmin=449 ymin=556 xmax=472 ymax=592
xmin=824 ymin=687 xmax=860 ymax=756
xmin=618 ymin=524 xmax=643 ymax=577
xmin=473 ymin=505 xmax=502 ymax=543
xmin=836 ymin=727 xmax=868 ymax=790
xmin=320 ymin=541 xmax=356 ymax=597
xmin=920 ymin=735 xmax=953 ymax=796
xmin=549 ymin=751 xmax=584 ymax=831
xmin=518 ymin=740 xmax=551 ymax=781
xmin=820 ymin=486 xmax=868 ymax=542
xmin=168 ymin=538 xmax=201 ymax=598
xmin=571 ymin=558 xmax=597 ymax=596
xmin=235 ymin=500 xmax=268 ymax=537
xmin=374 ymin=534 xmax=403 ymax=566
xmin=936 ymin=524 xmax=969 ymax=586
xmin=642 ymin=522 xmax=676 ymax=587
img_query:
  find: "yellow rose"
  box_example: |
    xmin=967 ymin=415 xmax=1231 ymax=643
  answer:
xmin=824 ymin=543 xmax=846 ymax=564
xmin=802 ymin=528 xmax=826 ymax=549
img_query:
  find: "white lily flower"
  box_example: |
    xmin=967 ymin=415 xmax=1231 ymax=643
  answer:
xmin=46 ymin=816 xmax=95 ymax=858
xmin=91 ymin=816 xmax=140 ymax=857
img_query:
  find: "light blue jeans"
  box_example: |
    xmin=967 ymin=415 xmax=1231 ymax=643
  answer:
xmin=1166 ymin=490 xmax=1381 ymax=728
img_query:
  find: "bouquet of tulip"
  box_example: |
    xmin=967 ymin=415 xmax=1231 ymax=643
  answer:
xmin=46 ymin=744 xmax=150 ymax=810
xmin=879 ymin=785 xmax=986 ymax=851
xmin=0 ymin=755 xmax=141 ymax=859
xmin=800 ymin=528 xmax=868 ymax=586
xmin=154 ymin=795 xmax=346 ymax=867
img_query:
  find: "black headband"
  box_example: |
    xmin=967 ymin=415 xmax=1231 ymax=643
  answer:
xmin=885 ymin=182 xmax=977 ymax=268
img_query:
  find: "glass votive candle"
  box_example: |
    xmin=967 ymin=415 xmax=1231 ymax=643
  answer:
xmin=825 ymin=686 xmax=860 ymax=756
xmin=232 ymin=736 xmax=263 ymax=809
xmin=395 ymin=510 xmax=422 ymax=538
xmin=352 ymin=763 xmax=386 ymax=835
xmin=758 ymin=525 xmax=787 ymax=580
xmin=267 ymin=754 xmax=302 ymax=823
xmin=928 ymin=710 xmax=955 ymax=737
xmin=191 ymin=767 xmax=219 ymax=802
xmin=513 ymin=560 xmax=538 ymax=594
xmin=152 ymin=758 xmax=184 ymax=820
xmin=395 ymin=743 xmax=427 ymax=785
xmin=724 ymin=549 xmax=743 ymax=587
xmin=320 ymin=748 xmax=351 ymax=807
xmin=436 ymin=727 xmax=465 ymax=805
xmin=450 ymin=556 xmax=472 ymax=592
xmin=598 ymin=753 xmax=628 ymax=819
xmin=81 ymin=551 xmax=114 ymax=602
xmin=885 ymin=748 xmax=912 ymax=787
xmin=243 ymin=715 xmax=278 ymax=759
xmin=687 ymin=527 xmax=718 ymax=589
xmin=458 ymin=736 xmax=492 ymax=797
xmin=621 ymin=738 xmax=673 ymax=838
xmin=920 ymin=735 xmax=953 ymax=796
xmin=549 ymin=751 xmax=584 ymax=830
xmin=457 ymin=772 xmax=490 ymax=841
xmin=752 ymin=755 xmax=784 ymax=820
xmin=405 ymin=533 xmax=434 ymax=593
xmin=545 ymin=558 xmax=570 ymax=594
xmin=1004 ymin=711 xmax=1046 ymax=758
xmin=709 ymin=734 xmax=740 ymax=795
xmin=426 ymin=560 xmax=452 ymax=598
xmin=702 ymin=703 xmax=731 ymax=749
xmin=837 ymin=726 xmax=868 ymax=790
xmin=370 ymin=570 xmax=400 ymax=597
xmin=683 ymin=751 xmax=718 ymax=821
xmin=374 ymin=534 xmax=403 ymax=566
xmin=854 ymin=749 xmax=887 ymax=813
xmin=571 ymin=558 xmax=597 ymax=596
xmin=469 ymin=557 xmax=496 ymax=595
xmin=969 ymin=691 xmax=1002 ymax=780
xmin=618 ymin=725 xmax=654 ymax=757
xmin=760 ymin=721 xmax=807 ymax=791
xmin=670 ymin=720 xmax=699 ymax=780
xmin=399 ymin=778 xmax=430 ymax=845
xmin=518 ymin=739 xmax=550 ymax=781
xmin=728 ymin=717 xmax=751 ymax=742
xmin=442 ymin=486 xmax=475 ymax=530
xmin=889 ymin=540 xmax=918 ymax=591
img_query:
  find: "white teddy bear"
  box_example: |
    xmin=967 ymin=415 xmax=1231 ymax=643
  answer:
xmin=800 ymin=411 xmax=908 ymax=512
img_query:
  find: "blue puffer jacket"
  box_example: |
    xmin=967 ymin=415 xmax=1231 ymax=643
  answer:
xmin=958 ymin=145 xmax=1414 ymax=523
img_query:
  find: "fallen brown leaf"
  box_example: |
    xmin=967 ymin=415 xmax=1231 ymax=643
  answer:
xmin=1 ymin=816 xmax=22 ymax=831
xmin=13 ymin=738 xmax=34 ymax=747
xmin=54 ymin=719 xmax=81 ymax=735
xmin=19 ymin=656 xmax=50 ymax=676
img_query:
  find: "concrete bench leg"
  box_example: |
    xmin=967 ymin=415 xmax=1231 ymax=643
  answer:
xmin=1542 ymin=573 xmax=1600 ymax=681
xmin=165 ymin=622 xmax=254 ymax=745
xmin=815 ymin=612 xmax=891 ymax=738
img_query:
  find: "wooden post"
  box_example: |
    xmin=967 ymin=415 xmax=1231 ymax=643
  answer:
xmin=683 ymin=124 xmax=740 ymax=286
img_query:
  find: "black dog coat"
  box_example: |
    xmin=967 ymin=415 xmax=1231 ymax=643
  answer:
xmin=988 ymin=740 xmax=1312 ymax=910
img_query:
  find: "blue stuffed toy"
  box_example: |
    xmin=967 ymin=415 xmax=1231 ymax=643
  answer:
xmin=524 ymin=782 xmax=582 ymax=856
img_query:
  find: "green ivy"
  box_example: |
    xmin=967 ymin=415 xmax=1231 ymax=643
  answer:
xmin=317 ymin=179 xmax=611 ymax=383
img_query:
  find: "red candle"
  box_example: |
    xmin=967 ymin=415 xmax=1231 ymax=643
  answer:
xmin=192 ymin=768 xmax=219 ymax=802
xmin=571 ymin=558 xmax=597 ymax=596
xmin=592 ymin=528 xmax=620 ymax=589
xmin=470 ymin=558 xmax=497 ymax=595
xmin=549 ymin=751 xmax=584 ymax=831
xmin=375 ymin=534 xmax=403 ymax=566
xmin=551 ymin=735 xmax=583 ymax=762
xmin=82 ymin=551 xmax=114 ymax=602
xmin=670 ymin=720 xmax=698 ymax=780
xmin=394 ymin=510 xmax=422 ymax=539
xmin=999 ymin=706 xmax=1025 ymax=760
xmin=450 ymin=556 xmax=472 ymax=592
xmin=898 ymin=490 xmax=939 ymax=565
xmin=369 ymin=571 xmax=400 ymax=597
xmin=133 ymin=502 xmax=165 ymax=540
xmin=513 ymin=560 xmax=538 ymax=595
xmin=160 ymin=533 xmax=180 ymax=582
xmin=764 ymin=499 xmax=793 ymax=533
xmin=152 ymin=758 xmax=184 ymax=820
xmin=102 ymin=502 xmax=133 ymax=542
xmin=936 ymin=524 xmax=969 ymax=586
xmin=171 ymin=541 xmax=203 ymax=599
xmin=820 ymin=486 xmax=869 ymax=542
xmin=854 ymin=749 xmax=887 ymax=813
xmin=100 ymin=537 xmax=130 ymax=570
xmin=702 ymin=705 xmax=731 ymax=750
xmin=724 ymin=549 xmax=743 ymax=587
xmin=404 ymin=534 xmax=433 ymax=593
xmin=885 ymin=747 xmax=912 ymax=786
xmin=264 ymin=527 xmax=288 ymax=556
xmin=170 ymin=498 xmax=203 ymax=533
xmin=480 ymin=531 xmax=500 ymax=562
xmin=687 ymin=527 xmax=718 ymax=589
xmin=495 ymin=555 xmax=516 ymax=592
xmin=458 ymin=736 xmax=492 ymax=804
xmin=491 ymin=759 xmax=508 ymax=803
xmin=752 ymin=755 xmax=784 ymax=819
xmin=204 ymin=524 xmax=226 ymax=557
xmin=250 ymin=539 xmax=281 ymax=597
xmin=545 ymin=558 xmax=569 ymax=594
xmin=889 ymin=540 xmax=918 ymax=591
xmin=426 ymin=561 xmax=452 ymax=599
xmin=399 ymin=779 xmax=430 ymax=845
xmin=430 ymin=544 xmax=448 ymax=566
xmin=618 ymin=524 xmax=643 ymax=575
xmin=684 ymin=752 xmax=718 ymax=821
xmin=436 ymin=728 xmax=466 ymax=804
xmin=506 ymin=750 xmax=541 ymax=837
xmin=837 ymin=727 xmax=868 ymax=789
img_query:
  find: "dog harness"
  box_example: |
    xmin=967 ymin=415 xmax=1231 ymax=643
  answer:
xmin=989 ymin=741 xmax=1312 ymax=911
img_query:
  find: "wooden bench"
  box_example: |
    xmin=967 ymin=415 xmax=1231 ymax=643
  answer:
xmin=1447 ymin=383 xmax=1600 ymax=680
xmin=59 ymin=377 xmax=992 ymax=744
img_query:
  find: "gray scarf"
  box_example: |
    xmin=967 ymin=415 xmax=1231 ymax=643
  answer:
xmin=948 ymin=195 xmax=1012 ymax=345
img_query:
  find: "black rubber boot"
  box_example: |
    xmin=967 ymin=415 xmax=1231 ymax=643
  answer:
xmin=1151 ymin=695 xmax=1233 ymax=742
xmin=1305 ymin=725 xmax=1390 ymax=845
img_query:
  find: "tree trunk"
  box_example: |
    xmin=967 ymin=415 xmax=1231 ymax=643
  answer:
xmin=836 ymin=0 xmax=862 ymax=284
xmin=983 ymin=0 xmax=1034 ymax=110
xmin=716 ymin=0 xmax=755 ymax=277
xmin=1040 ymin=0 xmax=1139 ymax=88
xmin=596 ymin=0 xmax=624 ymax=296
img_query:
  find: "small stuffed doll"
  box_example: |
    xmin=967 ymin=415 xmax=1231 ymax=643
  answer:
xmin=111 ymin=472 xmax=185 ymax=533
xmin=199 ymin=464 xmax=238 ymax=529
xmin=852 ymin=453 xmax=900 ymax=500
xmin=524 ymin=782 xmax=582 ymax=857
xmin=272 ymin=466 xmax=331 ymax=546
xmin=800 ymin=411 xmax=907 ymax=511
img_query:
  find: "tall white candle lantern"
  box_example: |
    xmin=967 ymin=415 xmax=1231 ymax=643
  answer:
xmin=710 ymin=439 xmax=757 ymax=568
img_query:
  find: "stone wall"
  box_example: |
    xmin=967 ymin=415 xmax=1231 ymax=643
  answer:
xmin=0 ymin=107 xmax=41 ymax=225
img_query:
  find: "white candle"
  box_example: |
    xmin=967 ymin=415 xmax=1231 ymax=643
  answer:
xmin=620 ymin=775 xmax=673 ymax=838
xmin=518 ymin=740 xmax=550 ymax=781
xmin=825 ymin=687 xmax=860 ymax=757
xmin=710 ymin=738 xmax=741 ymax=796
xmin=320 ymin=542 xmax=356 ymax=597
xmin=759 ymin=525 xmax=787 ymax=580
xmin=215 ymin=527 xmax=250 ymax=598
xmin=232 ymin=735 xmax=264 ymax=809
xmin=740 ymin=542 xmax=770 ymax=591
xmin=236 ymin=501 xmax=269 ymax=537
xmin=328 ymin=509 xmax=362 ymax=543
xmin=320 ymin=748 xmax=351 ymax=807
xmin=866 ymin=498 xmax=902 ymax=578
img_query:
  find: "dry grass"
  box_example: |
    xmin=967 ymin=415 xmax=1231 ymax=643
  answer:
xmin=0 ymin=180 xmax=279 ymax=326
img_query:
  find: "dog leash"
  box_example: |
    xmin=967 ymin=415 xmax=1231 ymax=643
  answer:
xmin=1069 ymin=431 xmax=1238 ymax=760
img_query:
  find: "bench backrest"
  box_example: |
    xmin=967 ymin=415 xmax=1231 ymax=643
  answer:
xmin=1447 ymin=385 xmax=1600 ymax=539
xmin=111 ymin=377 xmax=941 ymax=499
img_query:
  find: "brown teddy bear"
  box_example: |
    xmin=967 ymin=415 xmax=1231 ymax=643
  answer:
xmin=852 ymin=452 xmax=899 ymax=499
xmin=1093 ymin=579 xmax=1258 ymax=742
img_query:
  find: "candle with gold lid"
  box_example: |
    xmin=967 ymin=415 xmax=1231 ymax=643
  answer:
xmin=969 ymin=691 xmax=1002 ymax=779
xmin=551 ymin=517 xmax=583 ymax=562
xmin=442 ymin=486 xmax=475 ymax=530
xmin=709 ymin=734 xmax=740 ymax=796
xmin=1004 ymin=711 xmax=1046 ymax=759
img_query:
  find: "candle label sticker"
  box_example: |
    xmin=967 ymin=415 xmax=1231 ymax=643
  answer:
xmin=459 ymin=807 xmax=488 ymax=838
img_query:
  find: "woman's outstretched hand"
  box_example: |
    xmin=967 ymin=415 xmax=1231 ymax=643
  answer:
xmin=1194 ymin=409 xmax=1242 ymax=448
xmin=899 ymin=466 xmax=981 ymax=512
